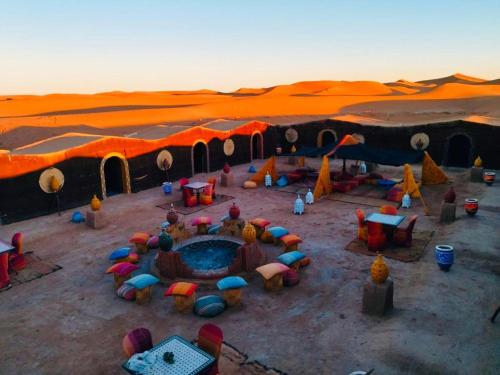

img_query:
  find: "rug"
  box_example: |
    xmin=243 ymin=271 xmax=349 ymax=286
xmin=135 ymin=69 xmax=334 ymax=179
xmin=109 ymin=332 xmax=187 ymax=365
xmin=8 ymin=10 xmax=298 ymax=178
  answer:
xmin=2 ymin=252 xmax=62 ymax=292
xmin=156 ymin=194 xmax=234 ymax=215
xmin=344 ymin=231 xmax=434 ymax=262
xmin=219 ymin=342 xmax=284 ymax=375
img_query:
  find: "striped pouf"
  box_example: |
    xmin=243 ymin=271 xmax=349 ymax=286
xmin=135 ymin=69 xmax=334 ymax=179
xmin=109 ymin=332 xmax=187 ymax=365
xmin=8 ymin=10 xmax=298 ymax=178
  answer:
xmin=194 ymin=295 xmax=226 ymax=318
xmin=283 ymin=269 xmax=300 ymax=287
xmin=116 ymin=284 xmax=137 ymax=301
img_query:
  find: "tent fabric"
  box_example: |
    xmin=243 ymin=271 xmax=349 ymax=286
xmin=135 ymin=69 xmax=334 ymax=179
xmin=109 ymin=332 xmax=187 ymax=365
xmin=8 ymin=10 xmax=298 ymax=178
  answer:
xmin=333 ymin=144 xmax=423 ymax=166
xmin=250 ymin=156 xmax=278 ymax=184
xmin=402 ymin=164 xmax=421 ymax=198
xmin=325 ymin=134 xmax=360 ymax=157
xmin=421 ymin=151 xmax=448 ymax=185
xmin=313 ymin=156 xmax=332 ymax=200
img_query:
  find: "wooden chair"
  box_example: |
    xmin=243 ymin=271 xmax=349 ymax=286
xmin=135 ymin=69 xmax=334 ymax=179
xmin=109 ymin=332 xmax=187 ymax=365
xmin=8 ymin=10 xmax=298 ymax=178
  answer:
xmin=367 ymin=220 xmax=387 ymax=252
xmin=183 ymin=187 xmax=198 ymax=207
xmin=393 ymin=215 xmax=418 ymax=247
xmin=9 ymin=232 xmax=26 ymax=271
xmin=207 ymin=177 xmax=217 ymax=198
xmin=197 ymin=323 xmax=223 ymax=375
xmin=380 ymin=205 xmax=398 ymax=215
xmin=179 ymin=177 xmax=190 ymax=191
xmin=355 ymin=209 xmax=368 ymax=241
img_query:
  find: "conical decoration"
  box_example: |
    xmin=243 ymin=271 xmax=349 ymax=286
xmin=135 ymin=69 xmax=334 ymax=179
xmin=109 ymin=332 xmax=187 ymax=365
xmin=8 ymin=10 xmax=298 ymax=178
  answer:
xmin=370 ymin=254 xmax=389 ymax=284
xmin=474 ymin=156 xmax=482 ymax=168
xmin=90 ymin=194 xmax=101 ymax=211
xmin=242 ymin=221 xmax=257 ymax=244
xmin=50 ymin=176 xmax=61 ymax=192
xmin=250 ymin=156 xmax=277 ymax=184
xmin=313 ymin=156 xmax=332 ymax=200
xmin=421 ymin=151 xmax=448 ymax=185
xmin=291 ymin=145 xmax=297 ymax=153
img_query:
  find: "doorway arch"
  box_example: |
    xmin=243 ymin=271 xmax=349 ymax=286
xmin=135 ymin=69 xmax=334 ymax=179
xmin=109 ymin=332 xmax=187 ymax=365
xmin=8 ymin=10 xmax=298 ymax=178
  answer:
xmin=100 ymin=152 xmax=131 ymax=198
xmin=317 ymin=129 xmax=337 ymax=148
xmin=250 ymin=131 xmax=264 ymax=161
xmin=444 ymin=133 xmax=473 ymax=167
xmin=191 ymin=141 xmax=209 ymax=175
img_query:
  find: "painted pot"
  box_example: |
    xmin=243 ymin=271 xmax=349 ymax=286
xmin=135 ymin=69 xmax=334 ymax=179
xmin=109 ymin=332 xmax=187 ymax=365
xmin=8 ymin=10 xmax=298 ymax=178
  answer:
xmin=464 ymin=198 xmax=478 ymax=216
xmin=229 ymin=202 xmax=240 ymax=220
xmin=223 ymin=162 xmax=231 ymax=174
xmin=435 ymin=244 xmax=454 ymax=271
xmin=162 ymin=182 xmax=172 ymax=195
xmin=166 ymin=205 xmax=178 ymax=225
xmin=483 ymin=172 xmax=495 ymax=186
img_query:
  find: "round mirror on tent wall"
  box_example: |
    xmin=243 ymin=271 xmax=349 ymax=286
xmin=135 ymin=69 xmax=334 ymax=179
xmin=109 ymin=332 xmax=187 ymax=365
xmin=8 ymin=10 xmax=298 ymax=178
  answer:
xmin=410 ymin=133 xmax=430 ymax=151
xmin=39 ymin=167 xmax=65 ymax=193
xmin=223 ymin=138 xmax=235 ymax=156
xmin=285 ymin=128 xmax=299 ymax=143
xmin=157 ymin=150 xmax=174 ymax=171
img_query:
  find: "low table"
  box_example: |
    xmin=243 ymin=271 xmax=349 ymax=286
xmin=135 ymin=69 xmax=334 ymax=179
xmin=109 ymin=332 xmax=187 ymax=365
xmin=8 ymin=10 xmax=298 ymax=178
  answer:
xmin=184 ymin=182 xmax=210 ymax=205
xmin=366 ymin=213 xmax=405 ymax=227
xmin=123 ymin=335 xmax=214 ymax=375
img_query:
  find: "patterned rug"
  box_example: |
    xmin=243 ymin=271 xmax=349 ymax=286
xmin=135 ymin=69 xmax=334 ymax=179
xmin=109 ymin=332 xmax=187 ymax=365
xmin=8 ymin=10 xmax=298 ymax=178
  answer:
xmin=1 ymin=252 xmax=62 ymax=292
xmin=344 ymin=231 xmax=434 ymax=262
xmin=219 ymin=342 xmax=284 ymax=374
xmin=156 ymin=194 xmax=234 ymax=215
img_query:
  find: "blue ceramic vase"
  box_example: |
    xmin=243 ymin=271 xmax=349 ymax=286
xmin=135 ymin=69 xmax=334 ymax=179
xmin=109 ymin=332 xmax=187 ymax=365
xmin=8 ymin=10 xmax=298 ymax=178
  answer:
xmin=162 ymin=182 xmax=172 ymax=195
xmin=435 ymin=245 xmax=454 ymax=271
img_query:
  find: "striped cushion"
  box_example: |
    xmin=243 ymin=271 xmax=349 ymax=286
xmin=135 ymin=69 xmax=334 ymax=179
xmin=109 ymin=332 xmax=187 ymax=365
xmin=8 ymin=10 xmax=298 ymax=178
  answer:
xmin=116 ymin=284 xmax=137 ymax=301
xmin=164 ymin=282 xmax=198 ymax=297
xmin=283 ymin=269 xmax=300 ymax=287
xmin=194 ymin=295 xmax=226 ymax=317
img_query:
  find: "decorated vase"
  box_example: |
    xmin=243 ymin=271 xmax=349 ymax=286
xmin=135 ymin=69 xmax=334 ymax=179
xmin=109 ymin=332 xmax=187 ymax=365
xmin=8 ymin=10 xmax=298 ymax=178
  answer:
xmin=242 ymin=222 xmax=257 ymax=244
xmin=90 ymin=194 xmax=101 ymax=211
xmin=483 ymin=172 xmax=495 ymax=186
xmin=162 ymin=182 xmax=172 ymax=195
xmin=464 ymin=198 xmax=478 ymax=216
xmin=435 ymin=244 xmax=454 ymax=271
xmin=229 ymin=202 xmax=240 ymax=220
xmin=223 ymin=162 xmax=231 ymax=174
xmin=370 ymin=254 xmax=389 ymax=284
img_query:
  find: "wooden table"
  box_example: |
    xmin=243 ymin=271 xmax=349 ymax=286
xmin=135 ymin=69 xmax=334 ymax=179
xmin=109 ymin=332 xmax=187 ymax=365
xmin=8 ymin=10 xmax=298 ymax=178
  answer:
xmin=123 ymin=335 xmax=214 ymax=375
xmin=366 ymin=213 xmax=405 ymax=227
xmin=184 ymin=182 xmax=210 ymax=205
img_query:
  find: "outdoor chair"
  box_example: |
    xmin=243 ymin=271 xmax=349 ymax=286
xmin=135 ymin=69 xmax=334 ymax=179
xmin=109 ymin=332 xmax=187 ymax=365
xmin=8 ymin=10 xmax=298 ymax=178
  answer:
xmin=367 ymin=220 xmax=387 ymax=251
xmin=207 ymin=177 xmax=217 ymax=198
xmin=122 ymin=328 xmax=153 ymax=358
xmin=183 ymin=187 xmax=198 ymax=207
xmin=179 ymin=177 xmax=190 ymax=191
xmin=380 ymin=205 xmax=398 ymax=215
xmin=199 ymin=184 xmax=214 ymax=205
xmin=9 ymin=232 xmax=26 ymax=271
xmin=355 ymin=209 xmax=368 ymax=241
xmin=392 ymin=215 xmax=418 ymax=247
xmin=197 ymin=323 xmax=223 ymax=375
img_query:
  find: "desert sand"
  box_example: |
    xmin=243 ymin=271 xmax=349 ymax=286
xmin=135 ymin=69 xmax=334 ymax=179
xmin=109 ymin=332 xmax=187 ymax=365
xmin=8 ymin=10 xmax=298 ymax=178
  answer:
xmin=1 ymin=73 xmax=500 ymax=150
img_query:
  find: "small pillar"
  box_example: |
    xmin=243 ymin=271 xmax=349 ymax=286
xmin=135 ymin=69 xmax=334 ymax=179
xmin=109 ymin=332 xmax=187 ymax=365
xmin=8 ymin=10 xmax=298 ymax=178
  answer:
xmin=362 ymin=277 xmax=393 ymax=316
xmin=220 ymin=218 xmax=245 ymax=237
xmin=470 ymin=167 xmax=484 ymax=182
xmin=439 ymin=201 xmax=456 ymax=223
xmin=220 ymin=172 xmax=234 ymax=187
xmin=113 ymin=274 xmax=131 ymax=289
xmin=264 ymin=274 xmax=283 ymax=292
xmin=86 ymin=210 xmax=106 ymax=229
xmin=135 ymin=286 xmax=153 ymax=305
xmin=174 ymin=293 xmax=196 ymax=313
xmin=223 ymin=289 xmax=242 ymax=307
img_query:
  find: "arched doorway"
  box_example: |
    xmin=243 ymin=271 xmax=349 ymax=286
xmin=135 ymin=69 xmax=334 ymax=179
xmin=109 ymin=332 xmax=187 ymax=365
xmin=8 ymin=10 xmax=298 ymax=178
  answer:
xmin=100 ymin=153 xmax=131 ymax=198
xmin=317 ymin=129 xmax=337 ymax=148
xmin=445 ymin=134 xmax=472 ymax=167
xmin=192 ymin=141 xmax=209 ymax=175
xmin=251 ymin=132 xmax=263 ymax=161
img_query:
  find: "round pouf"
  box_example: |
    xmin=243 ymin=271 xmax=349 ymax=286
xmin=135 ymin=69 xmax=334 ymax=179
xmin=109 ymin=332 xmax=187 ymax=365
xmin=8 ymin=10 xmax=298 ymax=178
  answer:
xmin=194 ymin=295 xmax=226 ymax=318
xmin=435 ymin=244 xmax=454 ymax=272
xmin=283 ymin=269 xmax=300 ymax=287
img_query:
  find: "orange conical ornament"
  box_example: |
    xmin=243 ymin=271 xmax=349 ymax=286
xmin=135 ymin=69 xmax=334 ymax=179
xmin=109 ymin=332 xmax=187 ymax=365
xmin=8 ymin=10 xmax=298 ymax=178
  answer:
xmin=90 ymin=194 xmax=101 ymax=211
xmin=370 ymin=254 xmax=389 ymax=284
xmin=49 ymin=176 xmax=61 ymax=192
xmin=473 ymin=156 xmax=482 ymax=168
xmin=242 ymin=221 xmax=256 ymax=244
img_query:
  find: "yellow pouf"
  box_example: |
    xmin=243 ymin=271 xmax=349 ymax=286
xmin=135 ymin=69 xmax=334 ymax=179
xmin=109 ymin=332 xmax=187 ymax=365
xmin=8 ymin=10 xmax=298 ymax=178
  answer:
xmin=371 ymin=254 xmax=389 ymax=284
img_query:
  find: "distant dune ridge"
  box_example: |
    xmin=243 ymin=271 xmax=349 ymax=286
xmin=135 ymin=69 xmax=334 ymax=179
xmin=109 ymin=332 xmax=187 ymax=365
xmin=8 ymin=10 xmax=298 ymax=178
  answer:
xmin=0 ymin=73 xmax=499 ymax=150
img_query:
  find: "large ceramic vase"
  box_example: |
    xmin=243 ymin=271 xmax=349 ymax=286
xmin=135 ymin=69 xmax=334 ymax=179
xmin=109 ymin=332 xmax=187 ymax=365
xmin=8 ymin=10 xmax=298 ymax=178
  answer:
xmin=483 ymin=172 xmax=496 ymax=186
xmin=435 ymin=245 xmax=454 ymax=271
xmin=464 ymin=198 xmax=478 ymax=216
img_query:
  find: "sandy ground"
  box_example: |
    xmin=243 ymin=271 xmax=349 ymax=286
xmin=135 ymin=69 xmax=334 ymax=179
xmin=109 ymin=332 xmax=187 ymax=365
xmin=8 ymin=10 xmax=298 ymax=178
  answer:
xmin=1 ymin=74 xmax=500 ymax=150
xmin=0 ymin=158 xmax=499 ymax=375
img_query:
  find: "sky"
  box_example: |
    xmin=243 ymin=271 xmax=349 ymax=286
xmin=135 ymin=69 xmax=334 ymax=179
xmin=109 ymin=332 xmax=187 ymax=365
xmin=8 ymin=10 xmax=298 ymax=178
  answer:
xmin=1 ymin=0 xmax=500 ymax=94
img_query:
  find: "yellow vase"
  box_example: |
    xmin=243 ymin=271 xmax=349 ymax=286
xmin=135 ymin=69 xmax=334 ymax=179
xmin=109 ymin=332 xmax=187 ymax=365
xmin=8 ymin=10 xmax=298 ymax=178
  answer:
xmin=473 ymin=156 xmax=482 ymax=168
xmin=49 ymin=176 xmax=61 ymax=192
xmin=370 ymin=254 xmax=389 ymax=284
xmin=242 ymin=221 xmax=256 ymax=244
xmin=90 ymin=194 xmax=101 ymax=211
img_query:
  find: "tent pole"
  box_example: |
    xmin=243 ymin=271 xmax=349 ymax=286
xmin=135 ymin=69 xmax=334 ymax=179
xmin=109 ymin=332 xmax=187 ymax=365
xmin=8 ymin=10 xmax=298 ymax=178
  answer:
xmin=342 ymin=159 xmax=346 ymax=173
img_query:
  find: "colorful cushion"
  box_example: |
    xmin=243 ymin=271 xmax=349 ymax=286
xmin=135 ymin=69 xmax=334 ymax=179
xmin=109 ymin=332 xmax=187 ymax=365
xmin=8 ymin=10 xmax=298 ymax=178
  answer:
xmin=106 ymin=262 xmax=139 ymax=276
xmin=125 ymin=274 xmax=159 ymax=289
xmin=116 ymin=284 xmax=137 ymax=301
xmin=249 ymin=218 xmax=271 ymax=228
xmin=122 ymin=328 xmax=153 ymax=358
xmin=207 ymin=224 xmax=221 ymax=235
xmin=277 ymin=251 xmax=305 ymax=266
xmin=255 ymin=263 xmax=290 ymax=280
xmin=243 ymin=180 xmax=257 ymax=189
xmin=164 ymin=282 xmax=198 ymax=297
xmin=147 ymin=235 xmax=159 ymax=249
xmin=283 ymin=269 xmax=300 ymax=287
xmin=129 ymin=232 xmax=150 ymax=244
xmin=109 ymin=247 xmax=131 ymax=260
xmin=216 ymin=276 xmax=248 ymax=291
xmin=194 ymin=295 xmax=226 ymax=317
xmin=123 ymin=253 xmax=139 ymax=264
xmin=192 ymin=216 xmax=212 ymax=226
xmin=267 ymin=226 xmax=289 ymax=238
xmin=300 ymin=257 xmax=311 ymax=268
xmin=260 ymin=231 xmax=274 ymax=243
xmin=280 ymin=234 xmax=302 ymax=247
xmin=275 ymin=175 xmax=288 ymax=187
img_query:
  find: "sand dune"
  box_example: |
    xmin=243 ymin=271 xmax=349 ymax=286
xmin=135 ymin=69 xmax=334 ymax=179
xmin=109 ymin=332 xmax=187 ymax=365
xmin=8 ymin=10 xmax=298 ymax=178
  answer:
xmin=1 ymin=73 xmax=500 ymax=150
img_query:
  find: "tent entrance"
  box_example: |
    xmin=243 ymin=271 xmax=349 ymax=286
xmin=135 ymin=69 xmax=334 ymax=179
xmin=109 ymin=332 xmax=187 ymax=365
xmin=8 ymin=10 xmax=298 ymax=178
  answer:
xmin=446 ymin=134 xmax=472 ymax=167
xmin=192 ymin=142 xmax=208 ymax=175
xmin=251 ymin=132 xmax=263 ymax=160
xmin=317 ymin=129 xmax=337 ymax=148
xmin=103 ymin=156 xmax=125 ymax=196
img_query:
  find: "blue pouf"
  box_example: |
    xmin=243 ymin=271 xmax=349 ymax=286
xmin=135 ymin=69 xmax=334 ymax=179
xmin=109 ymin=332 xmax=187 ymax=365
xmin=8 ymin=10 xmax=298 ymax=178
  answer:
xmin=435 ymin=245 xmax=454 ymax=271
xmin=194 ymin=295 xmax=226 ymax=317
xmin=71 ymin=211 xmax=85 ymax=223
